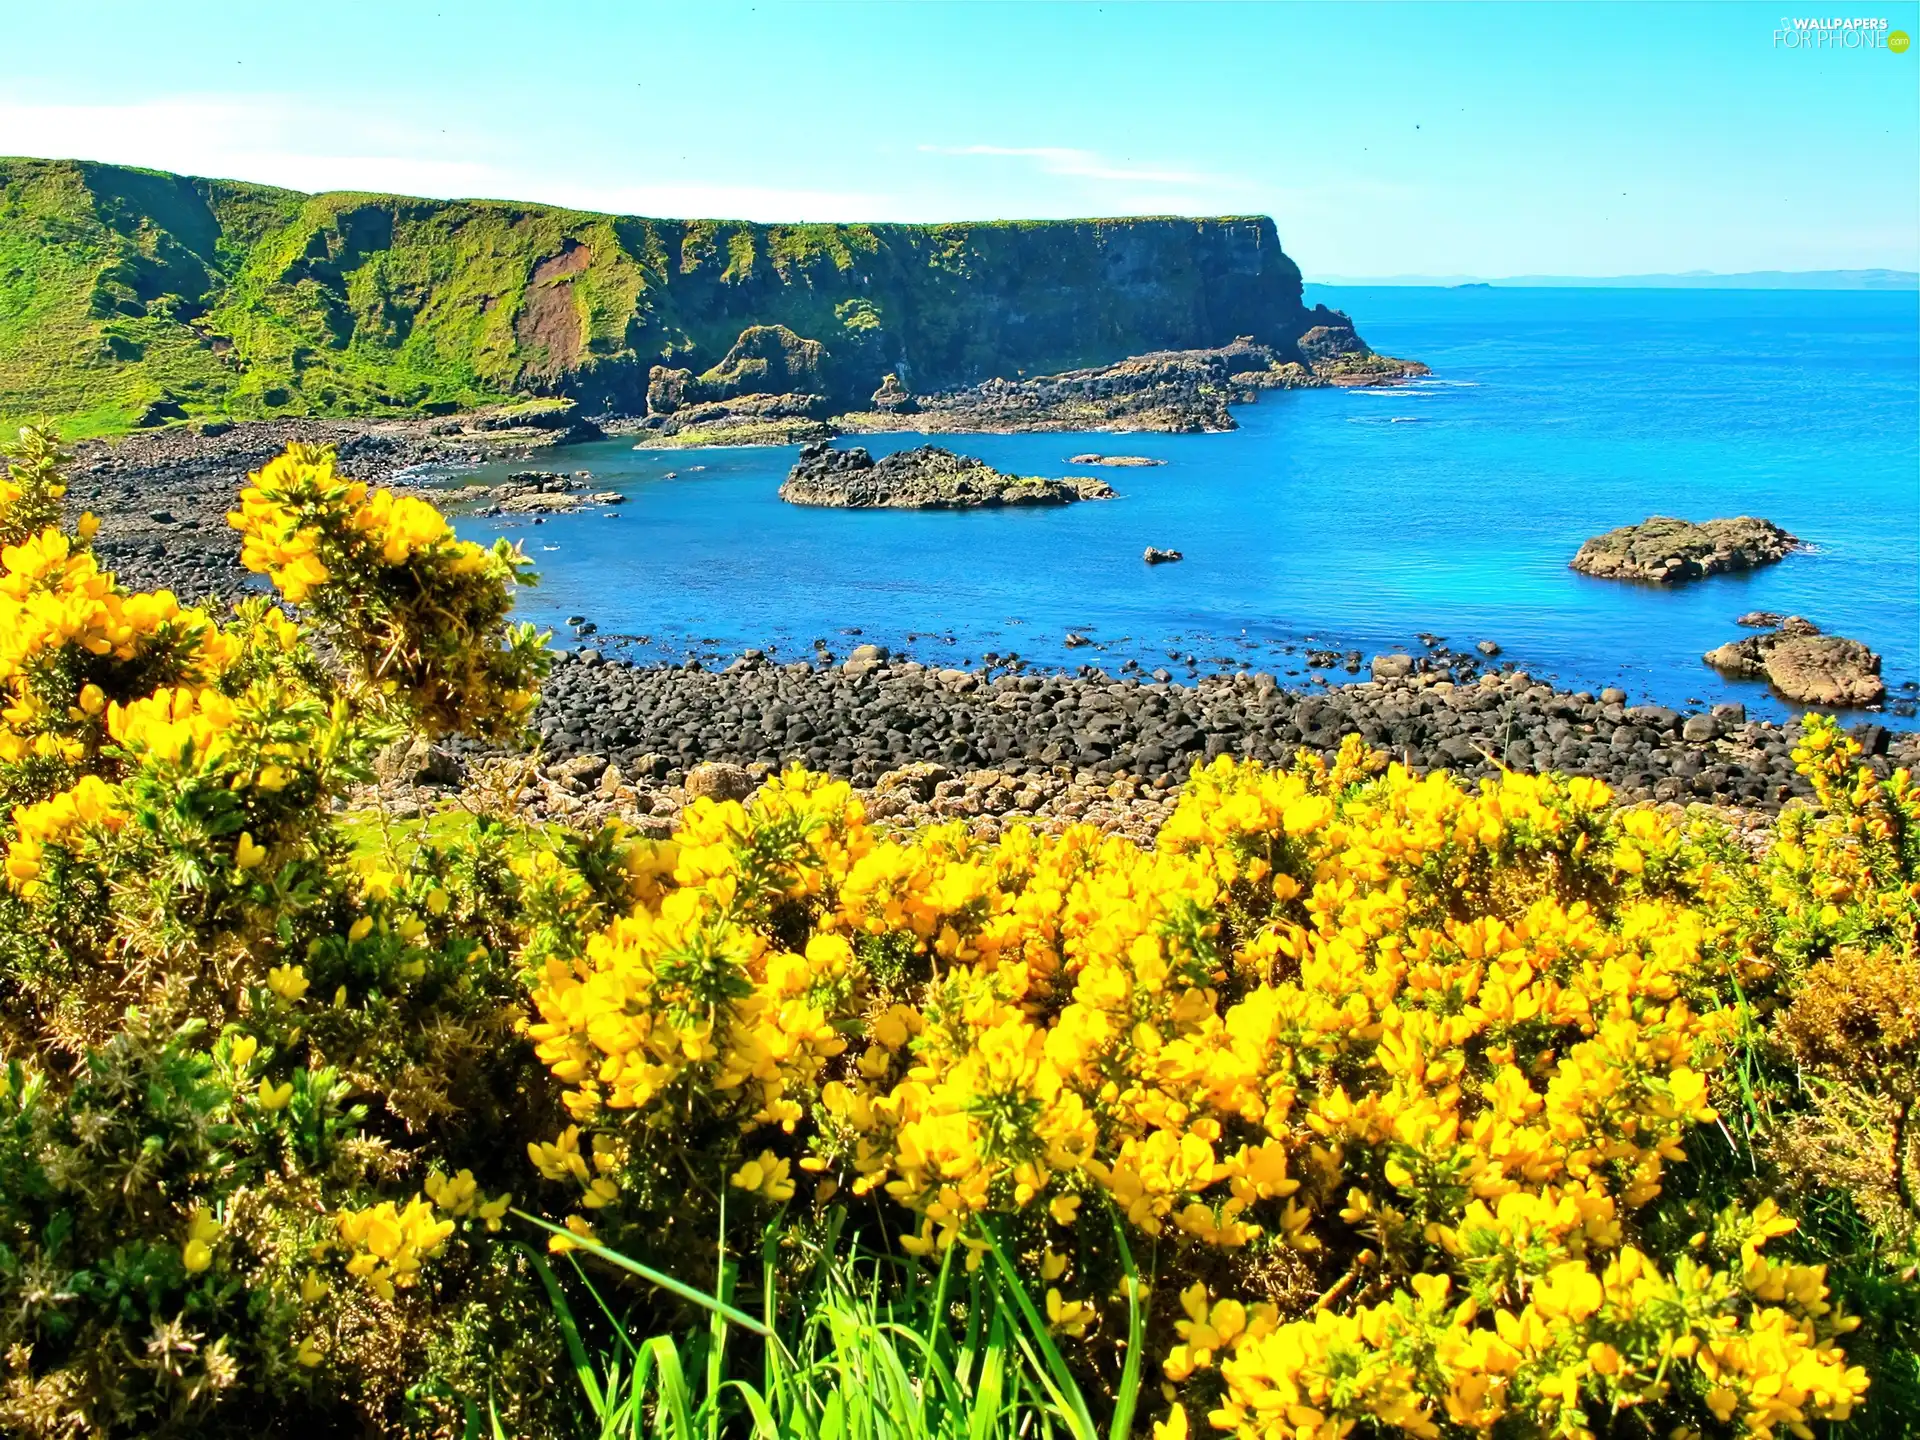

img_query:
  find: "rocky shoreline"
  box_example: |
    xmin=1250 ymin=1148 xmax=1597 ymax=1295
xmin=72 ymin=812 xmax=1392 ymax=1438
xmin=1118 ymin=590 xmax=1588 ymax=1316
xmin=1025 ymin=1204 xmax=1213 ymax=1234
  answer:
xmin=64 ymin=406 xmax=599 ymax=603
xmin=473 ymin=650 xmax=1919 ymax=836
xmin=341 ymin=648 xmax=1920 ymax=852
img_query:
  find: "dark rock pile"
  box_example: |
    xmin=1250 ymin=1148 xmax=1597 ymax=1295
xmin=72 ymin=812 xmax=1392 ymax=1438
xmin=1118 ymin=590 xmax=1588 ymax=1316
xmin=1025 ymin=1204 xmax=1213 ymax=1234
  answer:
xmin=779 ymin=443 xmax=1114 ymax=509
xmin=1571 ymin=516 xmax=1801 ymax=584
xmin=505 ymin=651 xmax=1918 ymax=815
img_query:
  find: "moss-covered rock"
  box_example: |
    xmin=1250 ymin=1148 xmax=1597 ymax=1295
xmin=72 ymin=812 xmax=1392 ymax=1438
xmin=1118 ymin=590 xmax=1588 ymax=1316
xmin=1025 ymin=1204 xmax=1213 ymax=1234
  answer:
xmin=779 ymin=441 xmax=1115 ymax=509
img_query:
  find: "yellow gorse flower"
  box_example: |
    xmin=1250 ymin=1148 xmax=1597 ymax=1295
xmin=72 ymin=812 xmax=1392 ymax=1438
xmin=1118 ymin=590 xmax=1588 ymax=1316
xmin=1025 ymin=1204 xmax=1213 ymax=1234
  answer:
xmin=335 ymin=1196 xmax=456 ymax=1302
xmin=181 ymin=1206 xmax=220 ymax=1275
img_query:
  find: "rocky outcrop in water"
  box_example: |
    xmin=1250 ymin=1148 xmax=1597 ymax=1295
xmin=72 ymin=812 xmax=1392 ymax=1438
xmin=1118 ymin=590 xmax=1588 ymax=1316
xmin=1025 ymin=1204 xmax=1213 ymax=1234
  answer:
xmin=834 ymin=337 xmax=1424 ymax=438
xmin=1571 ymin=516 xmax=1801 ymax=584
xmin=779 ymin=442 xmax=1115 ymax=510
xmin=1703 ymin=617 xmax=1885 ymax=706
xmin=630 ymin=390 xmax=836 ymax=448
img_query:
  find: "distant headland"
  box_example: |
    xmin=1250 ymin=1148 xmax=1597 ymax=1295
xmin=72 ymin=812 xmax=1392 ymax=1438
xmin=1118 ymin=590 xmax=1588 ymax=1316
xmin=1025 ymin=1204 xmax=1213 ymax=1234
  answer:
xmin=1312 ymin=268 xmax=1918 ymax=290
xmin=0 ymin=155 xmax=1421 ymax=439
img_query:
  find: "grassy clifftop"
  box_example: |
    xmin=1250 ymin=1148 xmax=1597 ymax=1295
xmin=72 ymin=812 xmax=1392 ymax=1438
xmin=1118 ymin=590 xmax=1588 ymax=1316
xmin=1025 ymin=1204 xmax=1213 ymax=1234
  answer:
xmin=1 ymin=156 xmax=1324 ymax=436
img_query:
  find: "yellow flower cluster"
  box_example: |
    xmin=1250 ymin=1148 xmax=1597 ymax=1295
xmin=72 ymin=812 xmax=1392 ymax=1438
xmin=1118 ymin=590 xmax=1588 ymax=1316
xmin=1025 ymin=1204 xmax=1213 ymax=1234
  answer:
xmin=423 ymin=1167 xmax=512 ymax=1231
xmin=226 ymin=443 xmax=546 ymax=739
xmin=228 ymin=446 xmax=467 ymax=603
xmin=1174 ymin=1223 xmax=1865 ymax=1440
xmin=333 ymin=1196 xmax=457 ymax=1302
xmin=0 ymin=425 xmax=72 ymax=548
xmin=180 ymin=1206 xmax=221 ymax=1275
xmin=4 ymin=774 xmax=124 ymax=894
xmin=526 ymin=771 xmax=866 ymax=1135
xmin=0 ymin=525 xmax=234 ymax=766
xmin=526 ymin=747 xmax=1869 ymax=1436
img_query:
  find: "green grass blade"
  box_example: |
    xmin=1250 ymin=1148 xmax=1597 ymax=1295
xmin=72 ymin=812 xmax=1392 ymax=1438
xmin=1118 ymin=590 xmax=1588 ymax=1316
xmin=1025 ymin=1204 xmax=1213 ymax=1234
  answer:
xmin=984 ymin=1228 xmax=1098 ymax=1440
xmin=762 ymin=1215 xmax=785 ymax=1402
xmin=512 ymin=1209 xmax=772 ymax=1336
xmin=708 ymin=1252 xmax=735 ymax=1440
xmin=1107 ymin=1219 xmax=1148 ymax=1440
xmin=968 ymin=1306 xmax=1009 ymax=1440
xmin=953 ymin=1258 xmax=980 ymax=1393
xmin=643 ymin=1335 xmax=699 ymax=1440
xmin=724 ymin=1378 xmax=784 ymax=1440
xmin=819 ymin=1389 xmax=847 ymax=1440
xmin=520 ymin=1242 xmax=608 ymax=1417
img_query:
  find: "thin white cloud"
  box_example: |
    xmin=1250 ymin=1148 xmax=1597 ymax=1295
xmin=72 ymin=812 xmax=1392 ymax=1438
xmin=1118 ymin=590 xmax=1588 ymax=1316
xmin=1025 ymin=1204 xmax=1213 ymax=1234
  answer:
xmin=0 ymin=96 xmax=894 ymax=221
xmin=919 ymin=143 xmax=1247 ymax=191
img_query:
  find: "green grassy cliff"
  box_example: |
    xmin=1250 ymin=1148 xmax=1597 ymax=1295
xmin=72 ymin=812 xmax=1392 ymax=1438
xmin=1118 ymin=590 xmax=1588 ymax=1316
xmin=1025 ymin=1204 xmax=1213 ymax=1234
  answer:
xmin=2 ymin=156 xmax=1330 ymax=436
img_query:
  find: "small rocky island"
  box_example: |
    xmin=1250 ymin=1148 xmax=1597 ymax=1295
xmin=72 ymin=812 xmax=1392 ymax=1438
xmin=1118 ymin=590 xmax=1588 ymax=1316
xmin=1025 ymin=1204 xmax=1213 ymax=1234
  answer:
xmin=1704 ymin=616 xmax=1885 ymax=706
xmin=1571 ymin=516 xmax=1800 ymax=584
xmin=779 ymin=442 xmax=1115 ymax=510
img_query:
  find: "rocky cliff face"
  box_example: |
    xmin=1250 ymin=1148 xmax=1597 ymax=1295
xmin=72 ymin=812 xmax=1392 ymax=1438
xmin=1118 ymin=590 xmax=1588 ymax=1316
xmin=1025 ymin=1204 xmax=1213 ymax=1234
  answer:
xmin=0 ymin=157 xmax=1381 ymax=435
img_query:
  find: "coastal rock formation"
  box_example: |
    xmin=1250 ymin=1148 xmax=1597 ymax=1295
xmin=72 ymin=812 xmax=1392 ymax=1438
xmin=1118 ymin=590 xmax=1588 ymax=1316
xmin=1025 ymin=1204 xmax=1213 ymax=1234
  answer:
xmin=1292 ymin=316 xmax=1429 ymax=386
xmin=840 ymin=342 xmax=1262 ymax=437
xmin=779 ymin=442 xmax=1114 ymax=510
xmin=634 ymin=390 xmax=835 ymax=448
xmin=1704 ymin=617 xmax=1885 ymax=706
xmin=834 ymin=336 xmax=1426 ymax=439
xmin=1143 ymin=547 xmax=1183 ymax=564
xmin=1571 ymin=516 xmax=1800 ymax=584
xmin=870 ymin=374 xmax=918 ymax=414
xmin=1071 ymin=454 xmax=1165 ymax=467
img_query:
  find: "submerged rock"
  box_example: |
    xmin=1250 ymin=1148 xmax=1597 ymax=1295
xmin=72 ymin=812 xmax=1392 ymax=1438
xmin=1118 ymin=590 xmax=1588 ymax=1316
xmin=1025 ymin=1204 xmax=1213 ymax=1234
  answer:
xmin=1703 ymin=617 xmax=1885 ymax=706
xmin=779 ymin=442 xmax=1115 ymax=510
xmin=1571 ymin=516 xmax=1800 ymax=584
xmin=495 ymin=492 xmax=586 ymax=513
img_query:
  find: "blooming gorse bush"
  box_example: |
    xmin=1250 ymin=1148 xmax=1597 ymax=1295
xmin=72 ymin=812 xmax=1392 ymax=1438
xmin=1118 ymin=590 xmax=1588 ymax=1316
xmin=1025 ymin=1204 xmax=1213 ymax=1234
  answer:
xmin=0 ymin=429 xmax=577 ymax=1438
xmin=228 ymin=442 xmax=547 ymax=739
xmin=526 ymin=737 xmax=1888 ymax=1439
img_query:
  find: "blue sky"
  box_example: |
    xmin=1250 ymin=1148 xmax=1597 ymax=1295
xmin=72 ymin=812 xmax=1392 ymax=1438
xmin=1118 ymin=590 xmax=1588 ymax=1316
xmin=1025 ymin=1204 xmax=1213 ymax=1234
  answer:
xmin=1 ymin=0 xmax=1914 ymax=277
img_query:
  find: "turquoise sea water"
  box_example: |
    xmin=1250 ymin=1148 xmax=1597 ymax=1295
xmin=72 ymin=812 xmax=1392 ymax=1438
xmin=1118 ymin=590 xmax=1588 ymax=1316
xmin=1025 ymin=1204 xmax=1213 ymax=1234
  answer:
xmin=440 ymin=286 xmax=1920 ymax=721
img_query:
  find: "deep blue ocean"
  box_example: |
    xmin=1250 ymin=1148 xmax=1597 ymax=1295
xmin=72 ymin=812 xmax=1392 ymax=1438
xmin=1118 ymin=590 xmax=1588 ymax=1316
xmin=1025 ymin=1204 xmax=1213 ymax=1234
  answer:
xmin=438 ymin=286 xmax=1920 ymax=721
